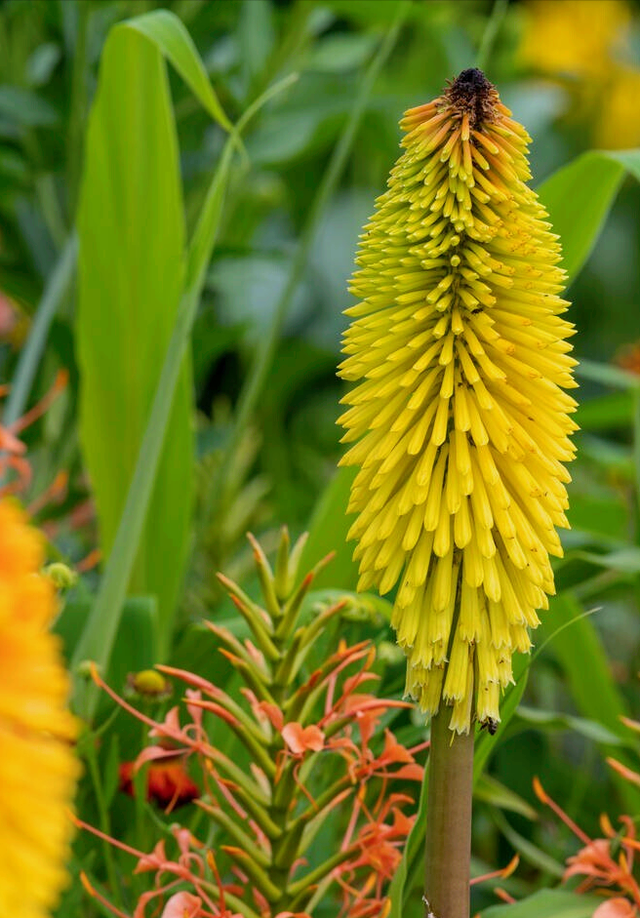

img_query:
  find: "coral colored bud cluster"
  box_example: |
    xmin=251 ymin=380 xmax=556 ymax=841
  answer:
xmin=339 ymin=69 xmax=578 ymax=732
xmin=80 ymin=529 xmax=424 ymax=918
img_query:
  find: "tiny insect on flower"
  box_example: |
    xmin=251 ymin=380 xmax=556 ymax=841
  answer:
xmin=338 ymin=68 xmax=577 ymax=733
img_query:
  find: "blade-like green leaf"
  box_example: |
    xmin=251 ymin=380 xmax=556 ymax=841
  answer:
xmin=2 ymin=233 xmax=77 ymax=432
xmin=491 ymin=810 xmax=564 ymax=878
xmin=537 ymin=148 xmax=640 ymax=283
xmin=77 ymin=24 xmax=192 ymax=657
xmin=299 ymin=466 xmax=359 ymax=590
xmin=73 ymin=136 xmax=234 ymax=717
xmin=474 ymin=773 xmax=538 ymax=820
xmin=71 ymin=42 xmax=292 ymax=719
xmin=480 ymin=889 xmax=600 ymax=918
xmin=578 ymin=357 xmax=640 ymax=391
xmin=125 ymin=9 xmax=232 ymax=132
xmin=538 ymin=593 xmax=628 ymax=738
xmin=537 ymin=592 xmax=640 ymax=812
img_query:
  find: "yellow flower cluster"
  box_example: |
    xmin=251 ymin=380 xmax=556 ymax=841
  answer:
xmin=0 ymin=500 xmax=79 ymax=916
xmin=338 ymin=69 xmax=577 ymax=733
xmin=520 ymin=0 xmax=640 ymax=149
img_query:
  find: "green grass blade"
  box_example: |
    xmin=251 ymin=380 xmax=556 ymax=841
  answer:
xmin=2 ymin=233 xmax=77 ymax=430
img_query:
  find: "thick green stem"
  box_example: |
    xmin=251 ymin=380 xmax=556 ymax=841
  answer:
xmin=424 ymin=706 xmax=474 ymax=918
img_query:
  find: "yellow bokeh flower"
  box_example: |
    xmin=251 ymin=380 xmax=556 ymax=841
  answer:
xmin=338 ymin=69 xmax=578 ymax=733
xmin=0 ymin=500 xmax=80 ymax=916
xmin=520 ymin=0 xmax=632 ymax=82
xmin=519 ymin=0 xmax=640 ymax=149
xmin=595 ymin=65 xmax=640 ymax=148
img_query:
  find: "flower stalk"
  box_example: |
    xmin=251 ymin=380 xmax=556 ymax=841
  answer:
xmin=424 ymin=707 xmax=474 ymax=918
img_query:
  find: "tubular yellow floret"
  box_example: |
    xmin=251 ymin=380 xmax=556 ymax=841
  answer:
xmin=338 ymin=69 xmax=577 ymax=733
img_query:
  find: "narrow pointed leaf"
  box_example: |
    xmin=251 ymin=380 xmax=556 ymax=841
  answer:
xmin=77 ymin=24 xmax=191 ymax=656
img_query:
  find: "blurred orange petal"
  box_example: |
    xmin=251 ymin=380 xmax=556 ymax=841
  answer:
xmin=594 ymin=898 xmax=637 ymax=918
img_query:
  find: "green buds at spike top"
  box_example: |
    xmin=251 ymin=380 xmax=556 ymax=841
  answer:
xmin=338 ymin=69 xmax=578 ymax=733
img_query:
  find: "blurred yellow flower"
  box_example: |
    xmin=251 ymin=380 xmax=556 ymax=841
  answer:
xmin=520 ymin=0 xmax=632 ymax=80
xmin=520 ymin=0 xmax=640 ymax=149
xmin=339 ymin=70 xmax=577 ymax=733
xmin=596 ymin=65 xmax=640 ymax=148
xmin=0 ymin=500 xmax=80 ymax=917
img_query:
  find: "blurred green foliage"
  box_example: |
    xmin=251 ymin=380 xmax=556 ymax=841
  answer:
xmin=1 ymin=1 xmax=640 ymax=916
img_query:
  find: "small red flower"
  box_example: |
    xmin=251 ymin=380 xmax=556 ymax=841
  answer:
xmin=119 ymin=756 xmax=200 ymax=812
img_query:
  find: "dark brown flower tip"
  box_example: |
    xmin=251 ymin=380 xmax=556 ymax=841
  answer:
xmin=444 ymin=67 xmax=498 ymax=129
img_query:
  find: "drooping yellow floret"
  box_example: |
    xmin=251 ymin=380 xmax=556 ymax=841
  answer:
xmin=338 ymin=69 xmax=578 ymax=734
xmin=0 ymin=500 xmax=80 ymax=916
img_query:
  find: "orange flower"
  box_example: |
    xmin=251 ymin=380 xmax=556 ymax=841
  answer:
xmin=119 ymin=756 xmax=200 ymax=812
xmin=282 ymin=723 xmax=325 ymax=755
xmin=535 ymin=776 xmax=640 ymax=910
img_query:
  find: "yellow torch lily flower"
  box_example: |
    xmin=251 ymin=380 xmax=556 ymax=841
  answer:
xmin=0 ymin=500 xmax=80 ymax=916
xmin=338 ymin=69 xmax=578 ymax=733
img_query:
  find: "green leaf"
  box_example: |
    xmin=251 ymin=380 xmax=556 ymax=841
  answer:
xmin=77 ymin=23 xmax=192 ymax=657
xmin=125 ymin=9 xmax=232 ymax=131
xmin=491 ymin=810 xmax=565 ymax=879
xmin=634 ymin=390 xmax=640 ymax=506
xmin=0 ymin=84 xmax=59 ymax=126
xmin=515 ymin=706 xmax=626 ymax=746
xmin=73 ymin=136 xmax=235 ymax=718
xmin=570 ymin=546 xmax=640 ymax=574
xmin=537 ymin=593 xmax=640 ymax=812
xmin=537 ymin=149 xmax=640 ymax=284
xmin=480 ymin=889 xmax=600 ymax=918
xmin=577 ymin=358 xmax=640 ymax=391
xmin=299 ymin=466 xmax=359 ymax=591
xmin=71 ymin=39 xmax=291 ymax=720
xmin=575 ymin=390 xmax=635 ymax=431
xmin=56 ymin=596 xmax=158 ymax=684
xmin=538 ymin=594 xmax=628 ymax=738
xmin=474 ymin=773 xmax=538 ymax=820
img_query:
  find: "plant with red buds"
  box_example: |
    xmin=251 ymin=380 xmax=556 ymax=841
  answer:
xmin=77 ymin=530 xmax=425 ymax=918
